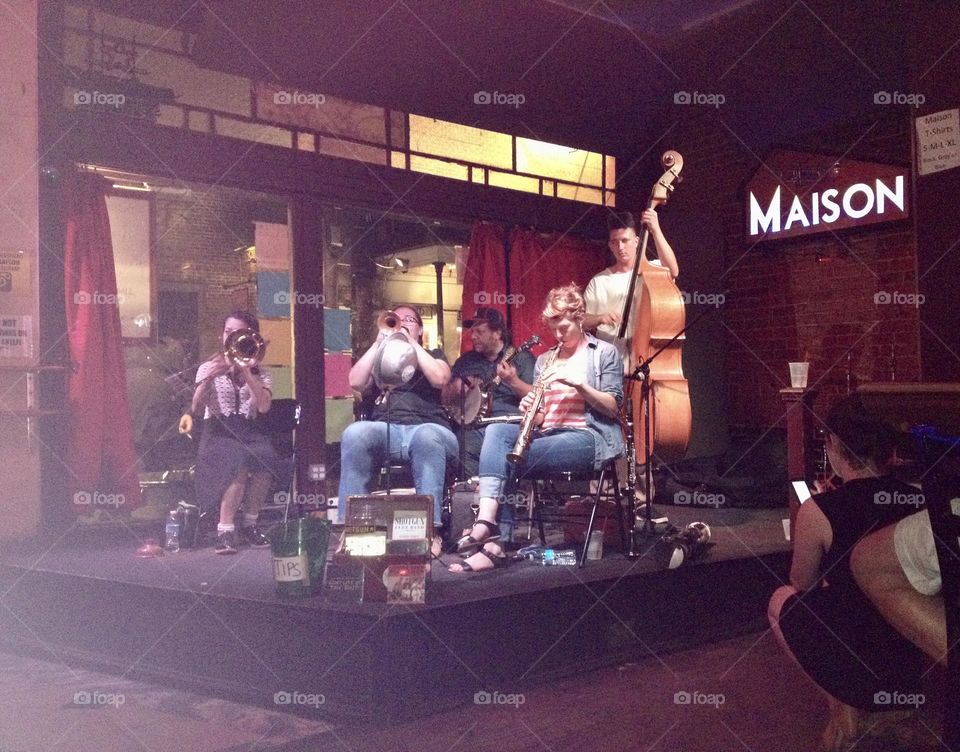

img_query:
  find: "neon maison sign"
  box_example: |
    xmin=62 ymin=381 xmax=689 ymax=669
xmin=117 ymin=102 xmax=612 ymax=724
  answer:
xmin=745 ymin=150 xmax=909 ymax=241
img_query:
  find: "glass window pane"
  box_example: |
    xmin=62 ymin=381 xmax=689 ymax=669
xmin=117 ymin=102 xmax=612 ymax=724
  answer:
xmin=516 ymin=138 xmax=603 ymax=187
xmin=319 ymin=138 xmax=387 ymax=165
xmin=556 ymin=183 xmax=603 ymax=205
xmin=488 ymin=170 xmax=539 ymax=194
xmin=410 ymin=155 xmax=469 ymax=181
xmin=257 ymin=82 xmax=387 ymax=144
xmin=214 ymin=115 xmax=291 ymax=148
xmin=409 ymin=115 xmax=512 ymax=170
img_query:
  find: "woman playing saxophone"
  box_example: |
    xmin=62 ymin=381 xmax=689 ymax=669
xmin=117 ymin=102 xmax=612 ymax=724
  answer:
xmin=449 ymin=284 xmax=625 ymax=573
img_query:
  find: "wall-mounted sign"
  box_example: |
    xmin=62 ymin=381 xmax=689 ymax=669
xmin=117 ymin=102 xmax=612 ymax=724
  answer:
xmin=745 ymin=150 xmax=909 ymax=242
xmin=916 ymin=109 xmax=960 ymax=176
xmin=0 ymin=315 xmax=33 ymax=360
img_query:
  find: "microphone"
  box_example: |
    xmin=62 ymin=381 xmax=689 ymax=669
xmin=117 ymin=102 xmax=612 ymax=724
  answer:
xmin=661 ymin=522 xmax=711 ymax=569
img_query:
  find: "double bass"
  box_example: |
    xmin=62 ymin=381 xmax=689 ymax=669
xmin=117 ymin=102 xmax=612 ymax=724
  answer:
xmin=617 ymin=151 xmax=691 ymax=473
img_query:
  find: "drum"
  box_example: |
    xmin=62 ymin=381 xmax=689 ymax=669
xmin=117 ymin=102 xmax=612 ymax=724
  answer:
xmin=445 ymin=384 xmax=483 ymax=426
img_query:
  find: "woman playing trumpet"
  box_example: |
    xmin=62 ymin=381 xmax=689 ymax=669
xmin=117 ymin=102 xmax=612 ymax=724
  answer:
xmin=337 ymin=305 xmax=458 ymax=541
xmin=188 ymin=310 xmax=276 ymax=554
xmin=450 ymin=284 xmax=624 ymax=573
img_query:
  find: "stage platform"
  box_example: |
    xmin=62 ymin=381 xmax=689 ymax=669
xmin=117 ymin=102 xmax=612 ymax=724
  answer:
xmin=0 ymin=504 xmax=791 ymax=722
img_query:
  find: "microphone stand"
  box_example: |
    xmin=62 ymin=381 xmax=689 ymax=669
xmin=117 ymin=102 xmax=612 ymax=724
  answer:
xmin=625 ymin=304 xmax=718 ymax=551
xmin=457 ymin=379 xmax=468 ymax=481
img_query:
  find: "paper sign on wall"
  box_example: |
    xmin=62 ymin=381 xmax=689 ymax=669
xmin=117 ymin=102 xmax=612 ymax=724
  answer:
xmin=0 ymin=315 xmax=33 ymax=359
xmin=917 ymin=109 xmax=960 ymax=176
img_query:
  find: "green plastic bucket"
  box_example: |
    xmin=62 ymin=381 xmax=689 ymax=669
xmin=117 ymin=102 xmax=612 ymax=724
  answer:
xmin=269 ymin=517 xmax=331 ymax=596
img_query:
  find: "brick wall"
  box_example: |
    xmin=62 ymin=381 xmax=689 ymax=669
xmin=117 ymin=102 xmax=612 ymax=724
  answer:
xmin=664 ymin=110 xmax=919 ymax=431
xmin=151 ymin=185 xmax=286 ymax=357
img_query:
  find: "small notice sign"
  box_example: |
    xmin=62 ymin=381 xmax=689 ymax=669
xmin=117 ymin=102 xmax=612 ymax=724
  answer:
xmin=917 ymin=109 xmax=960 ymax=176
xmin=0 ymin=315 xmax=32 ymax=359
xmin=391 ymin=509 xmax=429 ymax=541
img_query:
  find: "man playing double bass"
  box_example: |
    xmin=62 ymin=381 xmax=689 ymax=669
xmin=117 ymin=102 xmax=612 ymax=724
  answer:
xmin=583 ymin=210 xmax=680 ymax=503
xmin=583 ymin=210 xmax=680 ymax=372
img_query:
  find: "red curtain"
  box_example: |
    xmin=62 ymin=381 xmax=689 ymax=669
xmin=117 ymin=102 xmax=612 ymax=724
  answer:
xmin=459 ymin=222 xmax=507 ymax=352
xmin=64 ymin=172 xmax=141 ymax=513
xmin=508 ymin=229 xmax=607 ymax=355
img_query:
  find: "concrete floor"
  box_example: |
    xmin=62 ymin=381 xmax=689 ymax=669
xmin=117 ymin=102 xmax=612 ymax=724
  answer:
xmin=0 ymin=628 xmax=945 ymax=752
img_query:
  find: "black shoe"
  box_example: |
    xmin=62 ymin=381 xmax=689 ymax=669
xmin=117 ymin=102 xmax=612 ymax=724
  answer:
xmin=239 ymin=524 xmax=271 ymax=547
xmin=214 ymin=530 xmax=238 ymax=554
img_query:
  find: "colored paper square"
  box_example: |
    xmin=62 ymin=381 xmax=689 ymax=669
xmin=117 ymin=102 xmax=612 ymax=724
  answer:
xmin=257 ymin=271 xmax=291 ymax=318
xmin=260 ymin=318 xmax=292 ymax=366
xmin=324 ymin=352 xmax=353 ymax=398
xmin=254 ymin=221 xmax=289 ymax=270
xmin=324 ymin=308 xmax=352 ymax=352
xmin=325 ymin=398 xmax=355 ymax=444
xmin=267 ymin=365 xmax=292 ymax=399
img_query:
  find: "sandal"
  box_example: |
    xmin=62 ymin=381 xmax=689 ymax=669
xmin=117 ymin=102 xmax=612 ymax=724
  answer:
xmin=448 ymin=544 xmax=508 ymax=573
xmin=454 ymin=518 xmax=500 ymax=553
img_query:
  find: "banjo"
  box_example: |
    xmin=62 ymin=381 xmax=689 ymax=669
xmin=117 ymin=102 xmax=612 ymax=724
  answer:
xmin=446 ymin=335 xmax=540 ymax=426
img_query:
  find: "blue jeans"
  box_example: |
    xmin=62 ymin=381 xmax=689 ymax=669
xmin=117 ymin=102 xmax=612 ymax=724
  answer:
xmin=477 ymin=424 xmax=597 ymax=500
xmin=338 ymin=421 xmax=458 ymax=525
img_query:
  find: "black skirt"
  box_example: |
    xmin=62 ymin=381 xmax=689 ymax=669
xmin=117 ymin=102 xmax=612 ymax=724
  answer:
xmin=779 ymin=584 xmax=926 ymax=710
xmin=194 ymin=415 xmax=280 ymax=513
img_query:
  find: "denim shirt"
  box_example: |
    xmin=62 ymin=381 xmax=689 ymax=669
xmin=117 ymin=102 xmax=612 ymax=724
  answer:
xmin=533 ymin=334 xmax=625 ymax=468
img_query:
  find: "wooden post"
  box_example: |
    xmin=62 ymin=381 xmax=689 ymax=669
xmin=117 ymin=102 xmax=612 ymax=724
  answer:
xmin=780 ymin=387 xmax=818 ymax=536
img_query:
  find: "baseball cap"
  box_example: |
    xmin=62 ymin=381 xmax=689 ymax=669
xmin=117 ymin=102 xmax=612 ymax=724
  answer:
xmin=463 ymin=307 xmax=506 ymax=332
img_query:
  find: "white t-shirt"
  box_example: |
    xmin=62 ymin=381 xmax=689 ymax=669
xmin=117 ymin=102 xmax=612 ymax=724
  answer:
xmin=584 ymin=261 xmax=663 ymax=370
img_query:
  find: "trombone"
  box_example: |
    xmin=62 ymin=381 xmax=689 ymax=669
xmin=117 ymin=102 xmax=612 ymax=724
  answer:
xmin=180 ymin=328 xmax=268 ymax=435
xmin=223 ymin=328 xmax=267 ymax=368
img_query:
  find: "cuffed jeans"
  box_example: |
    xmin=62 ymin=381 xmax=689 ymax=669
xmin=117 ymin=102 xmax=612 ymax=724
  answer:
xmin=338 ymin=421 xmax=458 ymax=525
xmin=477 ymin=423 xmax=597 ymax=500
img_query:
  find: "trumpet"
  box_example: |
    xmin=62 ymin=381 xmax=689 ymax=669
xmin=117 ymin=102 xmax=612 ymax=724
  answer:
xmin=507 ymin=346 xmax=559 ymax=464
xmin=223 ymin=328 xmax=266 ymax=367
xmin=377 ymin=310 xmax=405 ymax=334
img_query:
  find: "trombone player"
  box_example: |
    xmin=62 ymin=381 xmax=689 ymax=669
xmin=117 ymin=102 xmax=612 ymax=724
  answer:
xmin=185 ymin=310 xmax=275 ymax=554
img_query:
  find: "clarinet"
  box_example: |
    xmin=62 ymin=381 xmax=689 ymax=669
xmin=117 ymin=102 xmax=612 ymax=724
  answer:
xmin=507 ymin=346 xmax=559 ymax=464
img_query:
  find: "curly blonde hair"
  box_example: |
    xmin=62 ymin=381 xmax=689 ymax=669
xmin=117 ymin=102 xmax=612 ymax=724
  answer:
xmin=542 ymin=283 xmax=585 ymax=323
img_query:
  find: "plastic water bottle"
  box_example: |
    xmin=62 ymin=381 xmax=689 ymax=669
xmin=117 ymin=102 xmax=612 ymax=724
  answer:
xmin=165 ymin=510 xmax=181 ymax=553
xmin=541 ymin=548 xmax=577 ymax=566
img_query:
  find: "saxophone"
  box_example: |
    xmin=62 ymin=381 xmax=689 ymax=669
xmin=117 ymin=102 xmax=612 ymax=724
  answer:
xmin=507 ymin=346 xmax=560 ymax=464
